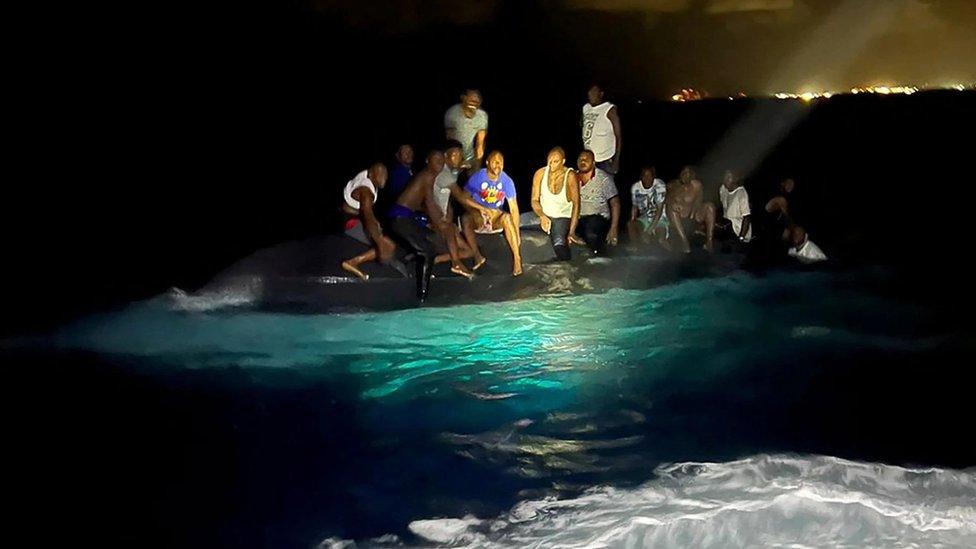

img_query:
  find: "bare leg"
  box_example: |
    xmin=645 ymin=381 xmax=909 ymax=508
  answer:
xmin=341 ymin=249 xmax=376 ymax=280
xmin=461 ymin=212 xmax=487 ymax=269
xmin=668 ymin=207 xmax=691 ymax=254
xmin=499 ymin=213 xmax=523 ymax=276
xmin=702 ymin=203 xmax=716 ymax=252
xmin=654 ymin=227 xmax=671 ymax=250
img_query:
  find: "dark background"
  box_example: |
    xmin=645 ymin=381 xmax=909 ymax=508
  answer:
xmin=6 ymin=2 xmax=976 ymax=547
xmin=5 ymin=0 xmax=974 ymax=335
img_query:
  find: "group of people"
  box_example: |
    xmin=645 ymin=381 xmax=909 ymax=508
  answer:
xmin=340 ymin=85 xmax=826 ymax=301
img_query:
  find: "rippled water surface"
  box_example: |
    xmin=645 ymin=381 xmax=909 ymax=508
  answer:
xmin=15 ymin=267 xmax=976 ymax=547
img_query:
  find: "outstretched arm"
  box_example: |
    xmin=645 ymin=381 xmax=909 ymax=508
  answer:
xmin=474 ymin=130 xmax=487 ymax=169
xmin=567 ymin=171 xmax=583 ymax=244
xmin=607 ymin=196 xmax=621 ymax=244
xmin=530 ymin=169 xmax=550 ymax=232
xmin=740 ymin=215 xmax=752 ymax=240
xmin=357 ymin=189 xmax=382 ymax=243
xmin=608 ymin=106 xmax=622 ymax=173
xmin=451 ymin=184 xmax=488 ymax=214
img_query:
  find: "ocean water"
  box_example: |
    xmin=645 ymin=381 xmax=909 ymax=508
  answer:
xmin=12 ymin=266 xmax=976 ymax=547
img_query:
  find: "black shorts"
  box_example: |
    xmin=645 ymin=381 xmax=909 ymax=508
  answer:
xmin=390 ymin=216 xmax=436 ymax=258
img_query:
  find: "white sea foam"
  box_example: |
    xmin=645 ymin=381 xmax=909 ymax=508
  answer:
xmin=407 ymin=454 xmax=976 ymax=548
xmin=166 ymin=275 xmax=262 ymax=312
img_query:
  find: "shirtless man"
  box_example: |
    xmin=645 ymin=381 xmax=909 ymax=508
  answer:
xmin=666 ymin=166 xmax=716 ymax=253
xmin=341 ymin=163 xmax=396 ymax=280
xmin=390 ymin=150 xmax=474 ymax=301
xmin=459 ymin=150 xmax=523 ymax=276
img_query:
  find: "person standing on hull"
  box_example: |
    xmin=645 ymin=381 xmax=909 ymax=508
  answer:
xmin=629 ymin=166 xmax=670 ymax=248
xmin=459 ymin=151 xmax=523 ymax=276
xmin=389 ymin=150 xmax=474 ymax=302
xmin=581 ymin=83 xmax=622 ymax=175
xmin=666 ymin=166 xmax=716 ymax=253
xmin=444 ymin=89 xmax=488 ymax=172
xmin=531 ymin=147 xmax=581 ymax=261
xmin=719 ymin=170 xmax=753 ymax=242
xmin=575 ymin=150 xmax=621 ymax=254
xmin=340 ymin=164 xmax=396 ymax=280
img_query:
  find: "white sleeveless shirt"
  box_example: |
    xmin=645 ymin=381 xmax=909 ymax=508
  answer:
xmin=582 ymin=102 xmax=616 ymax=162
xmin=343 ymin=170 xmax=377 ymax=212
xmin=540 ymin=166 xmax=574 ymax=219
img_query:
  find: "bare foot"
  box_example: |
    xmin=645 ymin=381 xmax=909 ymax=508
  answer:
xmin=512 ymin=264 xmax=523 ymax=276
xmin=451 ymin=265 xmax=475 ymax=279
xmin=341 ymin=261 xmax=369 ymax=281
xmin=472 ymin=255 xmax=487 ymax=271
xmin=703 ymin=242 xmax=714 ymax=253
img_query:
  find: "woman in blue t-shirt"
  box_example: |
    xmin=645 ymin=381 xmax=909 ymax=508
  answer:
xmin=456 ymin=150 xmax=523 ymax=276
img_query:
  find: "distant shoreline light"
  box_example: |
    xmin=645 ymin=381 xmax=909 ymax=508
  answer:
xmin=670 ymin=84 xmax=974 ymax=102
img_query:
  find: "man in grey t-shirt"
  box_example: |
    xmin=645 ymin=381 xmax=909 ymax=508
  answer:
xmin=444 ymin=89 xmax=488 ymax=170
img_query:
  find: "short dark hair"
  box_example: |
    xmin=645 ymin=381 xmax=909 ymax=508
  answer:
xmin=444 ymin=139 xmax=463 ymax=152
xmin=588 ymin=82 xmax=603 ymax=92
xmin=463 ymin=88 xmax=482 ymax=98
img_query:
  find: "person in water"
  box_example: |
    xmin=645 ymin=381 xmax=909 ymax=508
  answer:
xmin=389 ymin=150 xmax=474 ymax=301
xmin=666 ymin=166 xmax=716 ymax=253
xmin=444 ymin=88 xmax=488 ymax=171
xmin=765 ymin=177 xmax=800 ymax=242
xmin=575 ymin=150 xmax=621 ymax=253
xmin=531 ymin=147 xmax=581 ymax=261
xmin=341 ymin=163 xmax=396 ymax=280
xmin=787 ymin=225 xmax=828 ymax=264
xmin=628 ymin=166 xmax=669 ymax=248
xmin=387 ymin=143 xmax=414 ymax=198
xmin=718 ymin=169 xmax=753 ymax=242
xmin=460 ymin=150 xmax=523 ymax=276
xmin=431 ymin=140 xmax=487 ymax=271
xmin=581 ymin=83 xmax=622 ymax=175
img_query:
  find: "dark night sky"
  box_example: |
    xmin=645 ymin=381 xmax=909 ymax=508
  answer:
xmin=314 ymin=0 xmax=976 ymax=97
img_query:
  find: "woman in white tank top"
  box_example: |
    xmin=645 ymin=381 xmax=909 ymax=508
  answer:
xmin=531 ymin=147 xmax=581 ymax=261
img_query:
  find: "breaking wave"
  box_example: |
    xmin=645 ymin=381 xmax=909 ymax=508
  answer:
xmin=405 ymin=454 xmax=976 ymax=548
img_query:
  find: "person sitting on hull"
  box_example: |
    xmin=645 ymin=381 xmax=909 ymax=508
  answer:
xmin=575 ymin=150 xmax=621 ymax=254
xmin=460 ymin=150 xmax=523 ymax=276
xmin=666 ymin=166 xmax=716 ymax=253
xmin=431 ymin=140 xmax=488 ymax=271
xmin=387 ymin=143 xmax=414 ymax=198
xmin=341 ymin=163 xmax=396 ymax=280
xmin=718 ymin=169 xmax=753 ymax=243
xmin=531 ymin=147 xmax=581 ymax=261
xmin=628 ymin=166 xmax=669 ymax=248
xmin=389 ymin=150 xmax=475 ymax=302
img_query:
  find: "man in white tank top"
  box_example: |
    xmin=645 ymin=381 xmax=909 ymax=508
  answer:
xmin=340 ymin=163 xmax=396 ymax=280
xmin=530 ymin=147 xmax=581 ymax=261
xmin=581 ymin=83 xmax=622 ymax=175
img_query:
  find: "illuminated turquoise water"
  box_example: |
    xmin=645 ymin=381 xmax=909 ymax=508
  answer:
xmin=31 ymin=267 xmax=975 ymax=546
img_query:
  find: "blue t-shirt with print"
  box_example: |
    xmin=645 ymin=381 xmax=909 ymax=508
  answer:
xmin=464 ymin=169 xmax=516 ymax=210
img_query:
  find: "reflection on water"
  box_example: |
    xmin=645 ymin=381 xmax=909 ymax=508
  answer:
xmin=39 ymin=267 xmax=975 ymax=547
